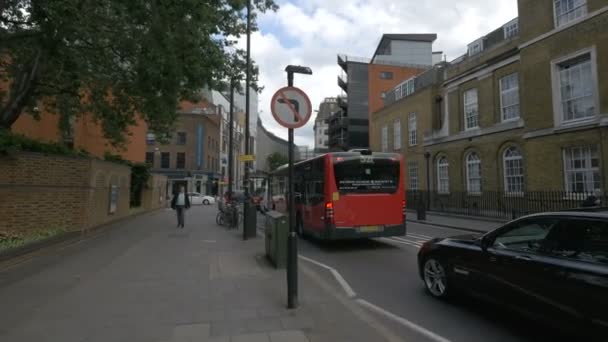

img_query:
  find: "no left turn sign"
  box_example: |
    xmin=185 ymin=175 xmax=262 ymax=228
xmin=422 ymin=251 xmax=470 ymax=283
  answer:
xmin=270 ymin=86 xmax=312 ymax=129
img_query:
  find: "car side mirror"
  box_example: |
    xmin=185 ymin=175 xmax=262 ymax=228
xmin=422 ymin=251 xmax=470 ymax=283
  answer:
xmin=480 ymin=235 xmax=492 ymax=251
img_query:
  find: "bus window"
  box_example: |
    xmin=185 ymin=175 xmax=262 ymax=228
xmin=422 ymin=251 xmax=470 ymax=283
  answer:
xmin=333 ymin=158 xmax=399 ymax=194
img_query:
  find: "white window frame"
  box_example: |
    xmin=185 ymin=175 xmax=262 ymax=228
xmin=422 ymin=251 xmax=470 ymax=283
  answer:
xmin=550 ymin=47 xmax=599 ymax=127
xmin=503 ymin=18 xmax=519 ymax=39
xmin=395 ymin=78 xmax=416 ymax=101
xmin=466 ymin=152 xmax=482 ymax=195
xmin=381 ymin=125 xmax=388 ymax=152
xmin=437 ymin=157 xmax=449 ymax=194
xmin=408 ymin=161 xmax=419 ymax=191
xmin=553 ymin=0 xmax=587 ymax=28
xmin=393 ymin=119 xmax=401 ymax=150
xmin=463 ymin=89 xmax=479 ymax=130
xmin=499 ymin=73 xmax=520 ymax=122
xmin=563 ymin=145 xmax=601 ymax=194
xmin=408 ymin=113 xmax=417 ymax=146
xmin=503 ymin=147 xmax=524 ymax=195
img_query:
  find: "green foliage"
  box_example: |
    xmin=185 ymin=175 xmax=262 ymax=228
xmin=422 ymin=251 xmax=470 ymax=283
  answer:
xmin=1 ymin=0 xmax=278 ymax=146
xmin=267 ymin=152 xmax=288 ymax=171
xmin=0 ymin=128 xmax=89 ymax=157
xmin=103 ymin=152 xmax=151 ymax=207
xmin=0 ymin=228 xmax=67 ymax=253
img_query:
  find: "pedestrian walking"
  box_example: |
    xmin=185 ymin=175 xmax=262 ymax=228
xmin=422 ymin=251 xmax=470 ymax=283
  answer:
xmin=171 ymin=186 xmax=191 ymax=228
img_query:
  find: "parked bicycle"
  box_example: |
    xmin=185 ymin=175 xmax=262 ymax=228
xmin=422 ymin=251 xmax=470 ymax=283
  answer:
xmin=216 ymin=201 xmax=242 ymax=229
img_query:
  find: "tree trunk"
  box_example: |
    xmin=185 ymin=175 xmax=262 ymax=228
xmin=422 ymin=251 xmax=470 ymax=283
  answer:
xmin=0 ymin=49 xmax=42 ymax=129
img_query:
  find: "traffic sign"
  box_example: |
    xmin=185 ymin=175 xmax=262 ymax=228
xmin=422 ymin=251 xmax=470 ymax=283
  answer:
xmin=270 ymin=86 xmax=312 ymax=129
xmin=239 ymin=154 xmax=255 ymax=162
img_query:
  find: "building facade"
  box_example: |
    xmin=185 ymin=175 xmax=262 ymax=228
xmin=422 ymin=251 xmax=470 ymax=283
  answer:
xmin=330 ymin=34 xmax=438 ymax=150
xmin=371 ymin=0 xmax=608 ymax=203
xmin=146 ymin=100 xmax=221 ymax=196
xmin=314 ymin=97 xmax=337 ymax=152
xmin=255 ymin=118 xmax=299 ymax=173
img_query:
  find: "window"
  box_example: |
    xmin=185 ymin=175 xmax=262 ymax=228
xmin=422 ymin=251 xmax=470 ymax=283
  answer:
xmin=146 ymin=133 xmax=156 ymax=145
xmin=334 ymin=158 xmax=400 ymax=194
xmin=407 ymin=113 xmax=417 ymax=146
xmin=493 ymin=218 xmax=558 ymax=253
xmin=176 ymin=132 xmax=186 ymax=145
xmin=563 ymin=145 xmax=600 ymax=193
xmin=503 ymin=19 xmax=519 ymax=39
xmin=393 ymin=119 xmax=401 ymax=150
xmin=207 ymin=156 xmax=210 ymax=170
xmin=381 ymin=125 xmax=388 ymax=152
xmin=503 ymin=147 xmax=524 ymax=195
xmin=380 ymin=71 xmax=393 ymax=80
xmin=464 ymin=89 xmax=479 ymax=130
xmin=395 ymin=78 xmax=415 ymax=100
xmin=468 ymin=39 xmax=483 ymax=56
xmin=541 ymin=219 xmax=608 ymax=265
xmin=161 ymin=152 xmax=170 ymax=169
xmin=408 ymin=161 xmax=419 ymax=191
xmin=500 ymin=73 xmax=520 ymax=121
xmin=466 ymin=152 xmax=482 ymax=194
xmin=554 ymin=0 xmax=587 ymax=27
xmin=437 ymin=157 xmax=449 ymax=194
xmin=176 ymin=152 xmax=186 ymax=169
xmin=145 ymin=152 xmax=154 ymax=166
xmin=557 ymin=53 xmax=595 ymax=123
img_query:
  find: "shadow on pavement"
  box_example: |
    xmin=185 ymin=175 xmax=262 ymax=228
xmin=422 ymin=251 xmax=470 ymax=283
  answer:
xmin=305 ymin=238 xmax=400 ymax=253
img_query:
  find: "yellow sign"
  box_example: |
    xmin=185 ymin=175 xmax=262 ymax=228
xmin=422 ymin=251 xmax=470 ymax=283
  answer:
xmin=332 ymin=192 xmax=340 ymax=201
xmin=239 ymin=154 xmax=255 ymax=162
xmin=218 ymin=181 xmax=228 ymax=185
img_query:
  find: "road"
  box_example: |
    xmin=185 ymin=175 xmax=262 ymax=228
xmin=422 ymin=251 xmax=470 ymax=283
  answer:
xmin=293 ymin=220 xmax=577 ymax=342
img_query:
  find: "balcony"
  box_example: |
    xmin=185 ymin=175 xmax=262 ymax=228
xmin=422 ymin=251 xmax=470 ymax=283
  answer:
xmin=338 ymin=54 xmax=347 ymax=71
xmin=338 ymin=74 xmax=348 ymax=92
xmin=337 ymin=96 xmax=347 ymax=109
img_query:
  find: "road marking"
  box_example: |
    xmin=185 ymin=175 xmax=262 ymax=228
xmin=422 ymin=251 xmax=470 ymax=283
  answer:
xmin=407 ymin=233 xmax=433 ymax=239
xmin=380 ymin=237 xmax=422 ymax=248
xmin=298 ymin=255 xmax=356 ymax=298
xmin=356 ymin=299 xmax=453 ymax=342
xmin=392 ymin=237 xmax=425 ymax=245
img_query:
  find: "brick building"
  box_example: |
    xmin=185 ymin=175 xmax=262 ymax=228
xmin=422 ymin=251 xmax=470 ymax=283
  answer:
xmin=371 ymin=0 xmax=608 ymax=200
xmin=145 ymin=100 xmax=221 ymax=196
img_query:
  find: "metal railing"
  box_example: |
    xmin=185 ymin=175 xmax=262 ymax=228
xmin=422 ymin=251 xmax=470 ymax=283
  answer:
xmin=407 ymin=190 xmax=607 ymax=220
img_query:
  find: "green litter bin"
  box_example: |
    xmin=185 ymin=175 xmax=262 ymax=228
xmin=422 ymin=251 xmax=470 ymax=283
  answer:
xmin=265 ymin=211 xmax=288 ymax=269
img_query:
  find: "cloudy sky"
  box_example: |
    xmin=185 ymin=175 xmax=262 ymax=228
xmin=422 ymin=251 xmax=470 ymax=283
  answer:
xmin=241 ymin=0 xmax=518 ymax=147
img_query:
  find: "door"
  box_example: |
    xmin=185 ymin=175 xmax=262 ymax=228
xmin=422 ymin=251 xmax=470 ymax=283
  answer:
xmin=479 ymin=217 xmax=565 ymax=321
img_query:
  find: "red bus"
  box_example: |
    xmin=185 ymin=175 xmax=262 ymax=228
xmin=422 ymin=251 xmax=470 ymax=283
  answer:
xmin=269 ymin=150 xmax=406 ymax=240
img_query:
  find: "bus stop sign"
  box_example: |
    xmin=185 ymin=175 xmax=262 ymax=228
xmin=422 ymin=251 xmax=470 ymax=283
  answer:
xmin=270 ymin=86 xmax=312 ymax=129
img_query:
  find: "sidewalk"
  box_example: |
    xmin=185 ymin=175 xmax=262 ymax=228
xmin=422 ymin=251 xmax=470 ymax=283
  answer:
xmin=0 ymin=206 xmax=400 ymax=342
xmin=406 ymin=210 xmax=506 ymax=232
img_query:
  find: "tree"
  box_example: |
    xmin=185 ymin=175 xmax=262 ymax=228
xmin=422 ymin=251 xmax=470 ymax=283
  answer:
xmin=267 ymin=152 xmax=288 ymax=171
xmin=0 ymin=0 xmax=277 ymax=146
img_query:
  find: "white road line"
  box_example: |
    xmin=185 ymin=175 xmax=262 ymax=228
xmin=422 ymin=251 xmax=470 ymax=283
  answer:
xmin=298 ymin=255 xmax=357 ymax=298
xmin=379 ymin=237 xmax=421 ymax=248
xmin=407 ymin=233 xmax=433 ymax=239
xmin=356 ymin=299 xmax=453 ymax=342
xmin=392 ymin=237 xmax=424 ymax=246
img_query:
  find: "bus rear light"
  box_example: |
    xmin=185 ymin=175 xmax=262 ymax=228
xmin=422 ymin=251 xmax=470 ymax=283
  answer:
xmin=325 ymin=202 xmax=334 ymax=224
xmin=402 ymin=200 xmax=406 ymax=217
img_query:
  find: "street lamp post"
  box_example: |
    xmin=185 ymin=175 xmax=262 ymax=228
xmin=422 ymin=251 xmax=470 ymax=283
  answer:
xmin=285 ymin=64 xmax=312 ymax=309
xmin=243 ymin=0 xmax=253 ymax=240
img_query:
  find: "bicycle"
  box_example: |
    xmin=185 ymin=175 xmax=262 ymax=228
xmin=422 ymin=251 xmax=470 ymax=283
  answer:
xmin=216 ymin=202 xmax=241 ymax=229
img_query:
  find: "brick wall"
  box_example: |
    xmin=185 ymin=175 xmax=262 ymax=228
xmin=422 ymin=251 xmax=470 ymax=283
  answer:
xmin=0 ymin=153 xmax=167 ymax=238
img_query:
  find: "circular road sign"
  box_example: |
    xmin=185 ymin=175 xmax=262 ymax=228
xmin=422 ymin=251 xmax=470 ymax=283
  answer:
xmin=270 ymin=86 xmax=312 ymax=129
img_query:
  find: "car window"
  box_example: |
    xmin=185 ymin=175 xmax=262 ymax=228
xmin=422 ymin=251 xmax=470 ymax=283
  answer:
xmin=493 ymin=218 xmax=558 ymax=253
xmin=542 ymin=219 xmax=608 ymax=264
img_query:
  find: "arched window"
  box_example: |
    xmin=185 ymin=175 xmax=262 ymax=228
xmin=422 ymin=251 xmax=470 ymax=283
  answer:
xmin=503 ymin=147 xmax=524 ymax=194
xmin=466 ymin=152 xmax=482 ymax=194
xmin=437 ymin=157 xmax=449 ymax=194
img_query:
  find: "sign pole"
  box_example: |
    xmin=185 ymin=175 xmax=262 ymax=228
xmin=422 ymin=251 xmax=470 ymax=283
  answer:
xmin=286 ymin=71 xmax=297 ymax=309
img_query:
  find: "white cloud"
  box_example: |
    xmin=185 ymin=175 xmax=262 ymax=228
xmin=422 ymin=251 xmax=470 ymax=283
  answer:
xmin=244 ymin=0 xmax=518 ymax=147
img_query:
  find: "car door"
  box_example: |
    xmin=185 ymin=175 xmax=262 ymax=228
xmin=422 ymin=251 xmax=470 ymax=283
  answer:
xmin=478 ymin=217 xmax=568 ymax=322
xmin=542 ymin=218 xmax=608 ymax=337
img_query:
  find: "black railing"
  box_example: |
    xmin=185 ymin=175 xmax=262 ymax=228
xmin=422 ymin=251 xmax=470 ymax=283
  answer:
xmin=406 ymin=190 xmax=607 ymax=220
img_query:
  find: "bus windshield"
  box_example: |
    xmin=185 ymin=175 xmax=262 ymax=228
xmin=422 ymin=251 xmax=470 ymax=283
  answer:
xmin=333 ymin=158 xmax=399 ymax=194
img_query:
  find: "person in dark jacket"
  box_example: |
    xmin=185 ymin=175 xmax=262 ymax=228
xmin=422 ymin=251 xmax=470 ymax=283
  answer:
xmin=171 ymin=186 xmax=191 ymax=228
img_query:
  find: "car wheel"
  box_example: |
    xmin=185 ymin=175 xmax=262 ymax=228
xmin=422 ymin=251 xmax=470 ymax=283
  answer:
xmin=423 ymin=257 xmax=450 ymax=299
xmin=203 ymin=199 xmax=210 ymax=205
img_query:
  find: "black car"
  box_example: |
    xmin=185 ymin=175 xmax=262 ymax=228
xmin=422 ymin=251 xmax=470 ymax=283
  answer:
xmin=417 ymin=210 xmax=608 ymax=340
